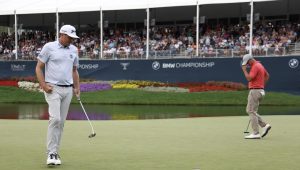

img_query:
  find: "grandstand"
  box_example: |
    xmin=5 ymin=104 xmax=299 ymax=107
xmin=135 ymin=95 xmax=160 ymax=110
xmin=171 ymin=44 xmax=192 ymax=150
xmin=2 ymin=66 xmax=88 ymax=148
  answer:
xmin=0 ymin=0 xmax=300 ymax=60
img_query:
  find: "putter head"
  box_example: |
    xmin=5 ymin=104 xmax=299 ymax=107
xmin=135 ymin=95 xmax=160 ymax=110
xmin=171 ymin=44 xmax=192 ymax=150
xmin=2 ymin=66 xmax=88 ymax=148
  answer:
xmin=88 ymin=133 xmax=96 ymax=138
xmin=244 ymin=131 xmax=250 ymax=134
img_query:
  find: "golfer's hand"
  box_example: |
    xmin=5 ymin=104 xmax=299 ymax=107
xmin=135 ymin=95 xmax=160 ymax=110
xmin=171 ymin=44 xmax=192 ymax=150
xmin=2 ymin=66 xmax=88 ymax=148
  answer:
xmin=42 ymin=84 xmax=53 ymax=93
xmin=242 ymin=65 xmax=247 ymax=71
xmin=74 ymin=88 xmax=80 ymax=99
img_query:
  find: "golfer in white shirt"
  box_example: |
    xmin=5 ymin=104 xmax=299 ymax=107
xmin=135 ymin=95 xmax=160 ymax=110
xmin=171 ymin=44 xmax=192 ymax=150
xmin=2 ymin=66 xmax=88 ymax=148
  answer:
xmin=36 ymin=25 xmax=80 ymax=166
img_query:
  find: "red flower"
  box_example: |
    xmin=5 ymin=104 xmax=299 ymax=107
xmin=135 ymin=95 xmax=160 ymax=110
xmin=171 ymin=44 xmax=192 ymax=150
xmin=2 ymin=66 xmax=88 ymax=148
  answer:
xmin=0 ymin=80 xmax=18 ymax=87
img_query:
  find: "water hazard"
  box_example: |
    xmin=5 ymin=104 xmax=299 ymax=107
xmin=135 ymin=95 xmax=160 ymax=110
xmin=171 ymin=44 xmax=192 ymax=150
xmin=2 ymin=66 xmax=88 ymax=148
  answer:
xmin=0 ymin=103 xmax=299 ymax=120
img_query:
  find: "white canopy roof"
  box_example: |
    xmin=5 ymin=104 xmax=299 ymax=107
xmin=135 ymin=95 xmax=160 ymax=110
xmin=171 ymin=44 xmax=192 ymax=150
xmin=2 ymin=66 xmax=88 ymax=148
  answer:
xmin=0 ymin=0 xmax=275 ymax=15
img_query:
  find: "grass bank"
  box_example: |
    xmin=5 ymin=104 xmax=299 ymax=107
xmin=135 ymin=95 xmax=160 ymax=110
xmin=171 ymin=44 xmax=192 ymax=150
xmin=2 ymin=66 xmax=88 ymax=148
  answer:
xmin=0 ymin=86 xmax=300 ymax=106
xmin=0 ymin=116 xmax=299 ymax=170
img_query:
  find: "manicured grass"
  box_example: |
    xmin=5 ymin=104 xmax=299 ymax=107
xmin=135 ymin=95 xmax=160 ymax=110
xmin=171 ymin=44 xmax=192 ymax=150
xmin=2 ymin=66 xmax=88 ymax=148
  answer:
xmin=1 ymin=86 xmax=300 ymax=106
xmin=0 ymin=116 xmax=299 ymax=170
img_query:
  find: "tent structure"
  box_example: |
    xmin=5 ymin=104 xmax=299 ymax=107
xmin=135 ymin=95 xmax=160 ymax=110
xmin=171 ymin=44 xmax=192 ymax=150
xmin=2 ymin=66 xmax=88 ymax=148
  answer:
xmin=0 ymin=0 xmax=276 ymax=59
xmin=0 ymin=0 xmax=275 ymax=15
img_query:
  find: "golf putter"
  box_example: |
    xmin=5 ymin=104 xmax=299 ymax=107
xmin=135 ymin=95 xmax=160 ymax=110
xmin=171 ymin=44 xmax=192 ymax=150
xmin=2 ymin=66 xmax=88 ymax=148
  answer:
xmin=77 ymin=97 xmax=96 ymax=138
xmin=244 ymin=120 xmax=250 ymax=134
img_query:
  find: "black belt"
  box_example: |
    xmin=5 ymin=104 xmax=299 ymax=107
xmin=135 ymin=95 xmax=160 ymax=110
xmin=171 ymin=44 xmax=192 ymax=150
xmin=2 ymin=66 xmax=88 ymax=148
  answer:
xmin=46 ymin=82 xmax=73 ymax=87
xmin=250 ymin=88 xmax=264 ymax=90
xmin=56 ymin=84 xmax=73 ymax=87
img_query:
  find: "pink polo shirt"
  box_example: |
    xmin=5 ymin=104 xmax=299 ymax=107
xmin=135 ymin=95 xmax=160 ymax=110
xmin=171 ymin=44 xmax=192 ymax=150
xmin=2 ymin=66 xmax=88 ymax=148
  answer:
xmin=249 ymin=61 xmax=268 ymax=89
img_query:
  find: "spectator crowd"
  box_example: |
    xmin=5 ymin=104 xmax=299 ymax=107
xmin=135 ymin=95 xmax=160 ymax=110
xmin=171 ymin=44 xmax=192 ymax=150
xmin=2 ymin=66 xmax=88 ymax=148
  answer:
xmin=1 ymin=21 xmax=300 ymax=60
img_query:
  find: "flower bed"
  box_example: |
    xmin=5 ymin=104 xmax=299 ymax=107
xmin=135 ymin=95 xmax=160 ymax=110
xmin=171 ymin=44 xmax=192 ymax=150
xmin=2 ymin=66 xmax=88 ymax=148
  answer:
xmin=112 ymin=83 xmax=139 ymax=89
xmin=112 ymin=80 xmax=167 ymax=89
xmin=18 ymin=81 xmax=43 ymax=92
xmin=0 ymin=80 xmax=18 ymax=87
xmin=114 ymin=80 xmax=166 ymax=87
xmin=142 ymin=86 xmax=189 ymax=93
xmin=169 ymin=81 xmax=247 ymax=92
xmin=80 ymin=83 xmax=112 ymax=92
xmin=189 ymin=85 xmax=233 ymax=92
xmin=10 ymin=76 xmax=37 ymax=82
xmin=1 ymin=79 xmax=247 ymax=93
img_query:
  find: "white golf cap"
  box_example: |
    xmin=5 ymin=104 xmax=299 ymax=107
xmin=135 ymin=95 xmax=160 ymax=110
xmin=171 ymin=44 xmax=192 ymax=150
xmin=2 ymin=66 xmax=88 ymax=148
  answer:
xmin=59 ymin=25 xmax=79 ymax=39
xmin=242 ymin=54 xmax=254 ymax=65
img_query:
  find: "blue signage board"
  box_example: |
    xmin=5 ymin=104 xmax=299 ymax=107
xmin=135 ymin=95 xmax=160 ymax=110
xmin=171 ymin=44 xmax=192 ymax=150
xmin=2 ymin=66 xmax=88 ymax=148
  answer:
xmin=0 ymin=56 xmax=299 ymax=93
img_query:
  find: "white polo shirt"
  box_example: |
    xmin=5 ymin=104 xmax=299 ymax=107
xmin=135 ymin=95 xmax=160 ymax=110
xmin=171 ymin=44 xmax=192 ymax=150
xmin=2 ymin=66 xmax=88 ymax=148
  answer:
xmin=37 ymin=41 xmax=79 ymax=85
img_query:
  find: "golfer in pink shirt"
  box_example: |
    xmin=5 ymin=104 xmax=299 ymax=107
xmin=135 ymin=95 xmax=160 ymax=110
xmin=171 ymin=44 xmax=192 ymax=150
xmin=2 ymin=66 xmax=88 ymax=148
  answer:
xmin=241 ymin=54 xmax=271 ymax=139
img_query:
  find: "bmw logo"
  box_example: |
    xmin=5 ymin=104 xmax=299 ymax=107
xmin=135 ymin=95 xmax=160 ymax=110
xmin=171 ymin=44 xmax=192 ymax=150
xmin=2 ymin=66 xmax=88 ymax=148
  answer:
xmin=152 ymin=61 xmax=160 ymax=70
xmin=289 ymin=58 xmax=299 ymax=69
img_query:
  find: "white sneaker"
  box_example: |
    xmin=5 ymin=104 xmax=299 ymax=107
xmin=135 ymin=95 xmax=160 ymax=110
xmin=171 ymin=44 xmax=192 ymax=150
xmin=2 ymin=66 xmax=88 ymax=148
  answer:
xmin=244 ymin=133 xmax=261 ymax=139
xmin=261 ymin=124 xmax=271 ymax=138
xmin=55 ymin=154 xmax=61 ymax=165
xmin=46 ymin=153 xmax=56 ymax=165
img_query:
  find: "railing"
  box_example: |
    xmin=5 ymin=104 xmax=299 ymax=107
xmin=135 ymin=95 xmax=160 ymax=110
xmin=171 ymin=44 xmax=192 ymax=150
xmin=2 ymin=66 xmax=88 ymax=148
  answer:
xmin=286 ymin=43 xmax=300 ymax=55
xmin=0 ymin=52 xmax=38 ymax=61
xmin=199 ymin=47 xmax=287 ymax=58
xmin=77 ymin=46 xmax=290 ymax=60
xmin=1 ymin=44 xmax=300 ymax=61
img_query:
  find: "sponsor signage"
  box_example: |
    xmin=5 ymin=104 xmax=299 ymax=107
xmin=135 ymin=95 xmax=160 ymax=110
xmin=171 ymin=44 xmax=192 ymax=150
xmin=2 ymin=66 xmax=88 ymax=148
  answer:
xmin=78 ymin=64 xmax=99 ymax=70
xmin=120 ymin=63 xmax=130 ymax=70
xmin=11 ymin=64 xmax=26 ymax=71
xmin=152 ymin=61 xmax=215 ymax=70
xmin=289 ymin=58 xmax=299 ymax=69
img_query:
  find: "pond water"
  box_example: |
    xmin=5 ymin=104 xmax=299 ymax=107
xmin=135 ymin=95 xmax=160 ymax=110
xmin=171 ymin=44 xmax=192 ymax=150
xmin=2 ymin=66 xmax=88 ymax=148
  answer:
xmin=0 ymin=103 xmax=299 ymax=120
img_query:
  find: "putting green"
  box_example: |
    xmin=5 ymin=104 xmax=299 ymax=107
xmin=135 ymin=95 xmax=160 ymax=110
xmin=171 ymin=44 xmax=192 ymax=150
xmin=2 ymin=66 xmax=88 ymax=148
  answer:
xmin=0 ymin=116 xmax=299 ymax=170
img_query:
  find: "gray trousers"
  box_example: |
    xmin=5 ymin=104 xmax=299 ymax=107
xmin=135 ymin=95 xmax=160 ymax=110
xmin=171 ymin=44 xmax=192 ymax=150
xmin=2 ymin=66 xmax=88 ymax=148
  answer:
xmin=44 ymin=85 xmax=73 ymax=154
xmin=246 ymin=89 xmax=267 ymax=134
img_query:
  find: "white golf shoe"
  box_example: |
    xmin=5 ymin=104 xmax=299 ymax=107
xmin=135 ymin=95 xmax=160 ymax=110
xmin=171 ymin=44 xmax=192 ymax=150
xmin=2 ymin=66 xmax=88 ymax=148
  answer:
xmin=47 ymin=153 xmax=61 ymax=165
xmin=261 ymin=124 xmax=271 ymax=138
xmin=55 ymin=154 xmax=61 ymax=165
xmin=46 ymin=153 xmax=56 ymax=165
xmin=244 ymin=133 xmax=261 ymax=139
